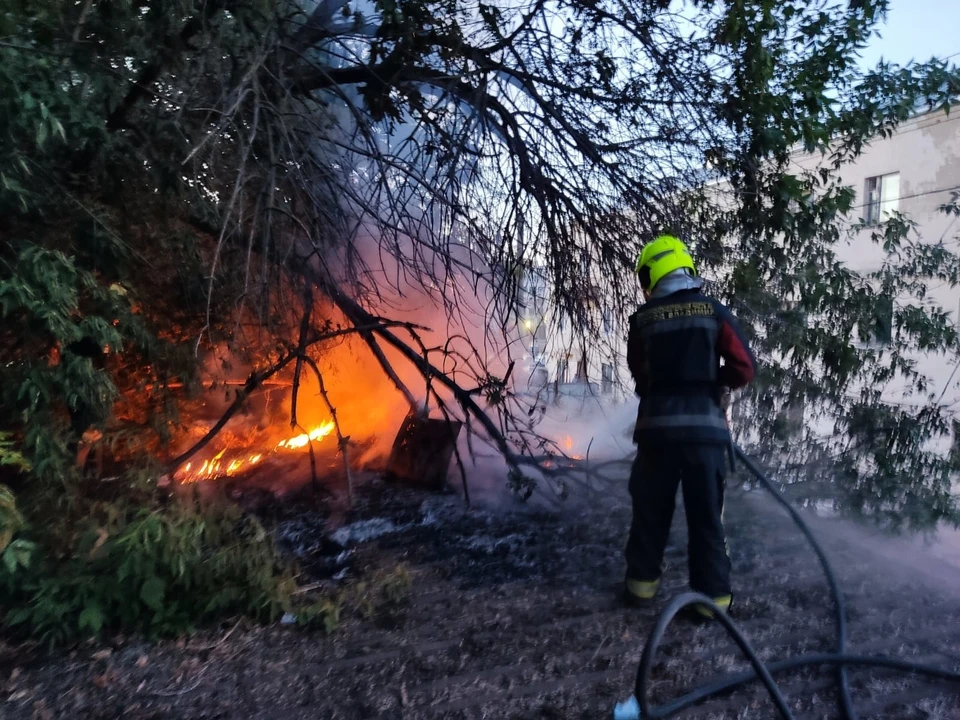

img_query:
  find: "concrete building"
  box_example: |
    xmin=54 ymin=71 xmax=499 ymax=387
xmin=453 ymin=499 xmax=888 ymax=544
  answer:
xmin=778 ymin=107 xmax=960 ymax=450
xmin=515 ymin=107 xmax=960 ymax=451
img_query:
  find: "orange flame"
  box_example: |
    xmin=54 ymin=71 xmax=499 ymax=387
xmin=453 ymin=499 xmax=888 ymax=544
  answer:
xmin=561 ymin=435 xmax=583 ymax=460
xmin=275 ymin=422 xmax=336 ymax=450
xmin=175 ymin=421 xmax=336 ymax=483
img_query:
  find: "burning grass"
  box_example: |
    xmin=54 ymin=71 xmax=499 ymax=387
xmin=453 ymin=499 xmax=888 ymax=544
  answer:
xmin=175 ymin=420 xmax=336 ymax=483
xmin=161 ymin=327 xmax=430 ymax=492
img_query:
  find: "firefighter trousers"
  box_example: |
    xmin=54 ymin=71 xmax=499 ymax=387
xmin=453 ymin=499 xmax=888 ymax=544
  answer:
xmin=625 ymin=442 xmax=731 ymax=599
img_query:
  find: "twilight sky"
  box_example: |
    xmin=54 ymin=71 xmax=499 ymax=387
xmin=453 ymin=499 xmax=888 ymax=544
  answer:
xmin=857 ymin=0 xmax=959 ymax=69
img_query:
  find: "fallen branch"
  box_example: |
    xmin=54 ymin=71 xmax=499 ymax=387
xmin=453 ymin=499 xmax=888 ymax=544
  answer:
xmin=331 ymin=291 xmax=500 ymax=442
xmin=187 ymin=620 xmax=242 ymax=652
xmin=310 ymin=272 xmax=638 ymax=500
xmin=167 ymin=322 xmax=415 ymax=474
xmin=301 ymin=355 xmax=355 ymax=501
xmin=290 ymin=279 xmax=315 ymax=430
xmin=298 ymin=422 xmax=321 ymax=493
xmin=166 ymin=351 xmax=301 ymax=472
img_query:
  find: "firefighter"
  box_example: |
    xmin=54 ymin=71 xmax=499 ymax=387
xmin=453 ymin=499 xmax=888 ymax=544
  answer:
xmin=624 ymin=234 xmax=756 ymax=618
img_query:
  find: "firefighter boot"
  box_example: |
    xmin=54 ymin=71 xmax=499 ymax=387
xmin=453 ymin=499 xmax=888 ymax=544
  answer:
xmin=684 ymin=594 xmax=733 ymax=622
xmin=623 ymin=578 xmax=660 ymax=607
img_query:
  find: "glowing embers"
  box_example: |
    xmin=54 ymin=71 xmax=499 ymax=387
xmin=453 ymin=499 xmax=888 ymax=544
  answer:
xmin=176 ymin=421 xmax=336 ymax=483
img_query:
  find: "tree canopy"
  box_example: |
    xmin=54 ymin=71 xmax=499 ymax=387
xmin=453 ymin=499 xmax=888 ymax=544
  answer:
xmin=0 ymin=0 xmax=958 ymax=533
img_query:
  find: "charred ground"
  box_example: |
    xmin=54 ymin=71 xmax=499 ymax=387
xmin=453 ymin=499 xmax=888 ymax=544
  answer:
xmin=2 ymin=470 xmax=959 ymax=720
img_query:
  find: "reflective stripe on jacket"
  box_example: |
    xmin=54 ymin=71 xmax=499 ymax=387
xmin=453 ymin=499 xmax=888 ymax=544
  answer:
xmin=626 ymin=289 xmax=756 ymax=444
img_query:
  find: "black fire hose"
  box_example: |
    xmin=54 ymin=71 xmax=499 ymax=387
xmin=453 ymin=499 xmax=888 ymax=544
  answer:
xmin=634 ymin=445 xmax=960 ymax=720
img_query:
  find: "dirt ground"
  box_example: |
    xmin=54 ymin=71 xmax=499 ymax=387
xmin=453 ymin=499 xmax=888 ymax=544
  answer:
xmin=2 ymin=468 xmax=960 ymax=720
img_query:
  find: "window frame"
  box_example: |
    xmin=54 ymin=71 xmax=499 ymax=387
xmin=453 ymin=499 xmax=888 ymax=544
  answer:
xmin=602 ymin=306 xmax=613 ymax=335
xmin=601 ymin=362 xmax=614 ymax=394
xmin=863 ymin=172 xmax=901 ymax=226
xmin=871 ymin=295 xmax=894 ymax=346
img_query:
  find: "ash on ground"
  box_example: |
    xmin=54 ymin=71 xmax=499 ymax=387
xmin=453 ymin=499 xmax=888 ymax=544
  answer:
xmin=5 ymin=470 xmax=959 ymax=719
xmin=262 ymin=476 xmax=565 ymax=589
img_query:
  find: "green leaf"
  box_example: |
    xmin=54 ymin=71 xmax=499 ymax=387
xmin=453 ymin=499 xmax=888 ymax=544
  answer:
xmin=0 ymin=434 xmax=31 ymax=471
xmin=12 ymin=539 xmax=35 ymax=568
xmin=0 ymin=173 xmax=26 ymax=193
xmin=79 ymin=603 xmax=105 ymax=634
xmin=6 ymin=608 xmax=33 ymax=626
xmin=3 ymin=546 xmax=17 ymax=574
xmin=140 ymin=575 xmax=166 ymax=610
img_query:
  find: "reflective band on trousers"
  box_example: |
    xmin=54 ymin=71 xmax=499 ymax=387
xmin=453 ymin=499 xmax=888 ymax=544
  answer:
xmin=637 ymin=413 xmax=729 ymax=429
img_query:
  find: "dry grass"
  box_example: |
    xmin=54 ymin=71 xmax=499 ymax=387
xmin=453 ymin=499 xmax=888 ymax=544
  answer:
xmin=1 ymin=482 xmax=958 ymax=719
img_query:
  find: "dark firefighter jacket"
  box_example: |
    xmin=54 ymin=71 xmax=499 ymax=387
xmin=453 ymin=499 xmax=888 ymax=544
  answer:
xmin=626 ymin=288 xmax=756 ymax=445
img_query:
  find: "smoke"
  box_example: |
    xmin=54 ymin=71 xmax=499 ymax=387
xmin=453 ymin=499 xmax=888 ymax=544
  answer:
xmin=302 ymin=231 xmax=640 ymax=505
xmin=168 ymin=14 xmax=640 ymax=501
xmin=533 ymin=396 xmax=638 ymax=460
xmin=437 ymin=396 xmax=639 ymax=508
xmin=791 ymin=499 xmax=960 ymax=596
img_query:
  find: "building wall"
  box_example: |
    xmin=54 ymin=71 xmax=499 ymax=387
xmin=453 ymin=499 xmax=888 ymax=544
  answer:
xmin=516 ymin=109 xmax=960 ymax=442
xmin=789 ymin=109 xmax=960 ymax=412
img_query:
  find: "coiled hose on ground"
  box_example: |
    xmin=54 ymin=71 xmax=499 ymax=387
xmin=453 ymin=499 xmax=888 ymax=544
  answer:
xmin=634 ymin=445 xmax=960 ymax=720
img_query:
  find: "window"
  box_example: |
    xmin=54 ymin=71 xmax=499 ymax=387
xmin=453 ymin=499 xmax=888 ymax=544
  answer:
xmin=531 ymin=281 xmax=545 ymax=314
xmin=557 ymin=358 xmax=569 ymax=385
xmin=534 ymin=321 xmax=547 ymax=343
xmin=532 ymin=366 xmax=549 ymax=388
xmin=519 ymin=270 xmax=546 ymax=314
xmin=601 ymin=363 xmax=614 ymax=394
xmin=774 ymin=398 xmax=805 ymax=440
xmin=576 ymin=352 xmax=588 ymax=382
xmin=856 ymin=294 xmax=894 ymax=347
xmin=776 ymin=300 xmax=807 ymax=327
xmin=864 ymin=172 xmax=900 ymax=225
xmin=871 ymin=296 xmax=893 ymax=345
xmin=951 ymin=420 xmax=960 ymax=471
xmin=602 ymin=307 xmax=613 ymax=335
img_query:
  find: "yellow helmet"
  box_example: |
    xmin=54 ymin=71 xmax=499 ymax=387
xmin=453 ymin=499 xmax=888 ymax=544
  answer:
xmin=635 ymin=234 xmax=696 ymax=290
